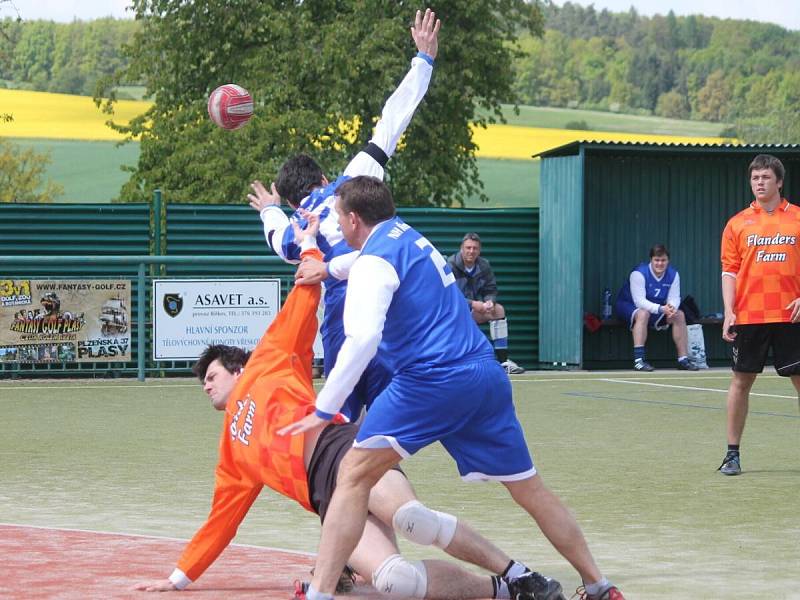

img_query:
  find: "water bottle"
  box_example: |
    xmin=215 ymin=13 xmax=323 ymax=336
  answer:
xmin=602 ymin=287 xmax=612 ymax=320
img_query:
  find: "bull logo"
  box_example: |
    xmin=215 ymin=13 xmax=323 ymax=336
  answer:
xmin=163 ymin=293 xmax=183 ymax=318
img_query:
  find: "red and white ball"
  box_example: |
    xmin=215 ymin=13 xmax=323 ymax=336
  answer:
xmin=207 ymin=84 xmax=254 ymax=130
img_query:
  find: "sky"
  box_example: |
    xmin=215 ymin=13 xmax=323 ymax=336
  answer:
xmin=2 ymin=0 xmax=800 ymax=32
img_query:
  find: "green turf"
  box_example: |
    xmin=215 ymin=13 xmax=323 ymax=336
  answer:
xmin=480 ymin=104 xmax=729 ymax=137
xmin=9 ymin=138 xmax=139 ymax=203
xmin=465 ymin=158 xmax=538 ymax=208
xmin=2 ymin=372 xmax=798 ymax=598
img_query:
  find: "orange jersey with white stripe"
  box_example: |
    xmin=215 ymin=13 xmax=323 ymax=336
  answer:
xmin=175 ymin=249 xmax=323 ymax=585
xmin=721 ymin=199 xmax=800 ymax=324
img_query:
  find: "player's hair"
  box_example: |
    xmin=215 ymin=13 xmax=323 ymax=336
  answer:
xmin=336 ymin=176 xmax=396 ymax=226
xmin=748 ymin=154 xmax=785 ymax=183
xmin=649 ymin=243 xmax=670 ymax=258
xmin=275 ymin=154 xmax=325 ymax=208
xmin=192 ymin=345 xmax=251 ymax=381
xmin=461 ymin=232 xmax=481 ymax=245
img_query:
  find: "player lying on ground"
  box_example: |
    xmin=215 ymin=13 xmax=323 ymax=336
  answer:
xmin=134 ymin=216 xmax=565 ymax=600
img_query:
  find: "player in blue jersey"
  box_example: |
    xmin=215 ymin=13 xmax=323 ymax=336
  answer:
xmin=246 ymin=8 xmax=440 ymax=421
xmin=614 ymin=244 xmax=698 ymax=372
xmin=280 ymin=177 xmax=626 ymax=600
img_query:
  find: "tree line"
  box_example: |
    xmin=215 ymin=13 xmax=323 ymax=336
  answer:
xmin=514 ymin=2 xmax=800 ymax=141
xmin=0 ymin=17 xmax=138 ymax=97
xmin=3 ymin=2 xmax=800 ymax=204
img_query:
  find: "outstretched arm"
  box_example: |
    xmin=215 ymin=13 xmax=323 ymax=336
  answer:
xmin=343 ymin=8 xmax=441 ymax=179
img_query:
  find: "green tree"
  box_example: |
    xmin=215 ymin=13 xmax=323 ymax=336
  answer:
xmin=655 ymin=89 xmax=690 ymax=119
xmin=97 ymin=0 xmax=542 ymax=207
xmin=0 ymin=139 xmax=63 ymax=202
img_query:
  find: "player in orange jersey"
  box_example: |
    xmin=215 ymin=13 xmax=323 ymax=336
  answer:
xmin=134 ymin=214 xmax=565 ymax=600
xmin=717 ymin=154 xmax=800 ymax=476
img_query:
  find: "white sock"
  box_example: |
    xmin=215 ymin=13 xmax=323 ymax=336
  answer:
xmin=306 ymin=585 xmax=334 ymax=600
xmin=585 ymin=577 xmax=610 ymax=597
xmin=502 ymin=559 xmax=529 ymax=581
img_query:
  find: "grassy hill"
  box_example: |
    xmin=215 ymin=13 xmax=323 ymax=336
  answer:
xmin=3 ymin=94 xmax=730 ymax=207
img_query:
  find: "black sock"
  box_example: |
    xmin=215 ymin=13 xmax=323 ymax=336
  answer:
xmin=495 ymin=348 xmax=508 ymax=363
xmin=727 ymin=444 xmax=740 ymax=456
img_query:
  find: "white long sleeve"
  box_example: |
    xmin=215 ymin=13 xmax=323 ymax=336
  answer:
xmin=314 ymin=255 xmax=399 ymax=417
xmin=343 ymin=56 xmax=433 ymax=180
xmin=629 ymin=271 xmax=661 ymax=314
xmin=258 ymin=206 xmax=295 ymax=263
xmin=327 ymin=251 xmax=360 ymax=280
xmin=667 ymin=272 xmax=681 ymax=309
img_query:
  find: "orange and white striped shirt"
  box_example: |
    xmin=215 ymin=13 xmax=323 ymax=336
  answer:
xmin=721 ymin=199 xmax=800 ymax=324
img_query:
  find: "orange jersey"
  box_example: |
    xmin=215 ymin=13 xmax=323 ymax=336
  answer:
xmin=721 ymin=199 xmax=800 ymax=324
xmin=174 ymin=248 xmax=323 ymax=586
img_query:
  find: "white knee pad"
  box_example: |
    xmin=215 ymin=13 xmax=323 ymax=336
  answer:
xmin=372 ymin=554 xmax=427 ymax=598
xmin=392 ymin=500 xmax=458 ymax=549
xmin=489 ymin=318 xmax=508 ymax=340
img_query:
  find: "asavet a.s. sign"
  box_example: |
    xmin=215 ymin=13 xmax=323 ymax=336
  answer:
xmin=152 ymin=279 xmax=280 ymax=361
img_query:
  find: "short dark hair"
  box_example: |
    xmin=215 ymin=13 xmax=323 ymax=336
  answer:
xmin=275 ymin=154 xmax=325 ymax=208
xmin=336 ymin=176 xmax=396 ymax=226
xmin=649 ymin=244 xmax=670 ymax=259
xmin=192 ymin=344 xmax=251 ymax=381
xmin=462 ymin=232 xmax=481 ymax=244
xmin=748 ymin=154 xmax=785 ymax=183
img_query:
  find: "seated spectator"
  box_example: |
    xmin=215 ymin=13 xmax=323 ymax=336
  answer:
xmin=448 ymin=232 xmax=525 ymax=374
xmin=614 ymin=243 xmax=699 ymax=372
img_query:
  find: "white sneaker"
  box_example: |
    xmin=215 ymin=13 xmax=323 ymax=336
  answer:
xmin=501 ymin=359 xmax=525 ymax=374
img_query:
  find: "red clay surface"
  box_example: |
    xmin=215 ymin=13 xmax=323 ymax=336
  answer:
xmin=0 ymin=524 xmax=384 ymax=599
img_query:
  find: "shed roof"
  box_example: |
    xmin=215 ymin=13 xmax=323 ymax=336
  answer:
xmin=533 ymin=141 xmax=800 ymax=159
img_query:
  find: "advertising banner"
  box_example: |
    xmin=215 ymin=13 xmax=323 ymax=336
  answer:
xmin=0 ymin=278 xmax=131 ymax=363
xmin=152 ymin=279 xmax=281 ymax=360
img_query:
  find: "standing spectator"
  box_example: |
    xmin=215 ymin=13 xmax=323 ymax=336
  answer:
xmin=717 ymin=154 xmax=800 ymax=476
xmin=614 ymin=244 xmax=698 ymax=372
xmin=448 ymin=232 xmax=525 ymax=374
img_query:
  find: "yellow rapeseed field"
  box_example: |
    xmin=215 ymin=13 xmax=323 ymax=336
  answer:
xmin=1 ymin=88 xmax=729 ymax=154
xmin=470 ymin=123 xmax=729 ymax=159
xmin=0 ymin=88 xmax=151 ymax=141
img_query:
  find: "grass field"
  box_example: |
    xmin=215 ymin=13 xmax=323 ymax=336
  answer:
xmin=2 ymin=371 xmax=798 ymax=598
xmin=1 ymin=89 xmax=732 ymax=206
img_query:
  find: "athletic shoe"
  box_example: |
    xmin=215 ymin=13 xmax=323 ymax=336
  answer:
xmin=677 ymin=359 xmax=699 ymax=371
xmin=502 ymin=359 xmax=526 ymax=374
xmin=292 ymin=580 xmax=307 ymax=600
xmin=297 ymin=565 xmax=356 ymax=598
xmin=508 ymin=571 xmax=565 ymax=600
xmin=573 ymin=585 xmax=626 ymax=600
xmin=633 ymin=360 xmax=654 ymax=372
xmin=718 ymin=452 xmax=741 ymax=476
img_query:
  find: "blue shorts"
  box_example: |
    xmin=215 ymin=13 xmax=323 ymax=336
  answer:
xmin=615 ymin=300 xmax=668 ymax=331
xmin=354 ymin=358 xmax=536 ymax=481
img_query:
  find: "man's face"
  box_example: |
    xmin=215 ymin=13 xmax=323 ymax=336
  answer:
xmin=461 ymin=240 xmax=481 ymax=266
xmin=650 ymin=253 xmax=669 ymax=277
xmin=750 ymin=168 xmax=782 ymax=203
xmin=202 ymin=359 xmax=240 ymax=411
xmin=335 ymin=196 xmax=360 ymax=249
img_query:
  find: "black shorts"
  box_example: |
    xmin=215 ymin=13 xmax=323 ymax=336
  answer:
xmin=731 ymin=322 xmax=800 ymax=375
xmin=307 ymin=423 xmax=404 ymax=523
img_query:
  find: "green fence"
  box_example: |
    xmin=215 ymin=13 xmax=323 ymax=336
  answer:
xmin=1 ymin=200 xmax=539 ymax=377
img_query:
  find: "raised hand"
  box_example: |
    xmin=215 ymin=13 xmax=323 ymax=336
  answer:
xmin=247 ymin=180 xmax=281 ymax=212
xmin=411 ymin=8 xmax=441 ymax=60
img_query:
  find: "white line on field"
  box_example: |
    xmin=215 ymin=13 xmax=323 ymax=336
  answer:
xmin=0 ymin=522 xmax=314 ymax=556
xmin=0 ymin=383 xmax=197 ymax=391
xmin=599 ymin=378 xmax=798 ymax=399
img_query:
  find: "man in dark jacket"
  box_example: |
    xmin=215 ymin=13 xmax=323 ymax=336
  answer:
xmin=448 ymin=232 xmax=525 ymax=374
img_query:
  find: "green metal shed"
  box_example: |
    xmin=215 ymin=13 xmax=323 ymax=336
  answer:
xmin=536 ymin=141 xmax=800 ymax=369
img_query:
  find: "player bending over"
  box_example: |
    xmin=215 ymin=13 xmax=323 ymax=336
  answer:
xmin=134 ymin=216 xmax=565 ymax=600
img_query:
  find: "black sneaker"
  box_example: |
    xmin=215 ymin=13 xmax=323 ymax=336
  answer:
xmin=508 ymin=571 xmax=566 ymax=600
xmin=718 ymin=452 xmax=741 ymax=476
xmin=633 ymin=360 xmax=654 ymax=372
xmin=677 ymin=359 xmax=699 ymax=371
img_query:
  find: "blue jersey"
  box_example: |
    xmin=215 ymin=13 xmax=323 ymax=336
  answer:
xmin=360 ymin=217 xmax=494 ymax=373
xmin=277 ymin=176 xmax=352 ymax=339
xmin=618 ymin=262 xmax=677 ymax=307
